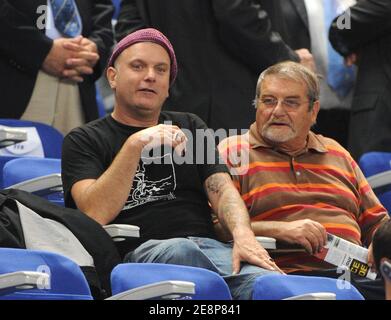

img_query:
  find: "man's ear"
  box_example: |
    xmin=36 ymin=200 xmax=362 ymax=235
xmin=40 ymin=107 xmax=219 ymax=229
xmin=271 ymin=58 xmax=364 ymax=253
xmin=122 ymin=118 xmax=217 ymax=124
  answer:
xmin=311 ymin=100 xmax=320 ymax=125
xmin=106 ymin=66 xmax=117 ymax=89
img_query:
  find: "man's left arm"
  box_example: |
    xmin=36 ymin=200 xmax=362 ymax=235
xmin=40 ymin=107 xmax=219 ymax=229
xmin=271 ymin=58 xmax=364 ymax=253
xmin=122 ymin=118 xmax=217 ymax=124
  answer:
xmin=204 ymin=172 xmax=281 ymax=274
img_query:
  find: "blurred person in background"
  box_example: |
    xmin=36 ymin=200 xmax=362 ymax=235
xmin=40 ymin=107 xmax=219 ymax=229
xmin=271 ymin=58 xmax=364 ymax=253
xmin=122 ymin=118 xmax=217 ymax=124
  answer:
xmin=0 ymin=0 xmax=114 ymax=134
xmin=330 ymin=0 xmax=391 ymax=161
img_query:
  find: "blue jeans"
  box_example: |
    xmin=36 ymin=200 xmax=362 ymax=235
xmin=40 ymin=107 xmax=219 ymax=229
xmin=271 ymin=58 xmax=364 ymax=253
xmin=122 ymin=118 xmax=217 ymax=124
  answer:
xmin=124 ymin=237 xmax=275 ymax=300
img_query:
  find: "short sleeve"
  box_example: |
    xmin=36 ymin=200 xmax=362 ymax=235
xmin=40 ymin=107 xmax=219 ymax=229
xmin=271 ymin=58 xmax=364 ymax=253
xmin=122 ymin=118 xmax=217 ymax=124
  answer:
xmin=61 ymin=129 xmax=107 ymax=207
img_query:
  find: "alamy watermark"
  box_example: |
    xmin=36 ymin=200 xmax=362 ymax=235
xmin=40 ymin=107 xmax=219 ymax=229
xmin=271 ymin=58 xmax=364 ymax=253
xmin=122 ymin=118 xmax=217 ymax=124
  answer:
xmin=36 ymin=264 xmax=51 ymax=290
xmin=138 ymin=122 xmax=250 ymax=175
xmin=36 ymin=5 xmax=47 ymax=30
xmin=335 ymin=8 xmax=352 ymax=30
xmin=336 ymin=266 xmax=352 ymax=290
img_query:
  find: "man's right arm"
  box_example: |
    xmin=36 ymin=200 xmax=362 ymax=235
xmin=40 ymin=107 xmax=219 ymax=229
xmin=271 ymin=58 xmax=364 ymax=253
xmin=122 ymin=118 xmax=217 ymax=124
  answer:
xmin=251 ymin=220 xmax=327 ymax=255
xmin=71 ymin=135 xmax=144 ymax=225
xmin=213 ymin=218 xmax=327 ymax=255
xmin=67 ymin=124 xmax=187 ymax=225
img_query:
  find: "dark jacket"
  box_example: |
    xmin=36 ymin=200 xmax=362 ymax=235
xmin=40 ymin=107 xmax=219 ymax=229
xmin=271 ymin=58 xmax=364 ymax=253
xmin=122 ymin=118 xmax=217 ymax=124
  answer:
xmin=329 ymin=0 xmax=391 ymax=160
xmin=258 ymin=0 xmax=310 ymax=50
xmin=115 ymin=0 xmax=299 ymax=131
xmin=0 ymin=189 xmax=121 ymax=299
xmin=0 ymin=0 xmax=114 ymax=122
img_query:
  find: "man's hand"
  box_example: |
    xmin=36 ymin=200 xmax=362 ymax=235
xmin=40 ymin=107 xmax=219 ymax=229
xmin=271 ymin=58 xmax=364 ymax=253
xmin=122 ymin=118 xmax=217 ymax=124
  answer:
xmin=42 ymin=38 xmax=78 ymax=78
xmin=42 ymin=37 xmax=100 ymax=83
xmin=345 ymin=53 xmax=358 ymax=66
xmin=295 ymin=48 xmax=316 ymax=72
xmin=63 ymin=37 xmax=99 ymax=67
xmin=276 ymin=219 xmax=327 ymax=254
xmin=129 ymin=124 xmax=187 ymax=156
xmin=231 ymin=229 xmax=284 ymax=274
xmin=62 ymin=36 xmax=100 ymax=82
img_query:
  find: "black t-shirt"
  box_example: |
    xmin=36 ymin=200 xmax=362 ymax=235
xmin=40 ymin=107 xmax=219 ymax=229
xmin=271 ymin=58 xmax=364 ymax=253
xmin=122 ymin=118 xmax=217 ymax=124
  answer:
xmin=62 ymin=111 xmax=229 ymax=252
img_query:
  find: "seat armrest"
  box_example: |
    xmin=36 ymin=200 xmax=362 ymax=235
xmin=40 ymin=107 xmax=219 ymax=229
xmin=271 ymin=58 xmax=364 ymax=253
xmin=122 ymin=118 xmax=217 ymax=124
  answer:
xmin=6 ymin=174 xmax=63 ymax=195
xmin=284 ymin=292 xmax=336 ymax=300
xmin=0 ymin=128 xmax=27 ymax=149
xmin=367 ymin=170 xmax=391 ymax=189
xmin=106 ymin=280 xmax=195 ymax=300
xmin=0 ymin=271 xmax=50 ymax=292
xmin=103 ymin=224 xmax=140 ymax=241
xmin=256 ymin=236 xmax=276 ymax=250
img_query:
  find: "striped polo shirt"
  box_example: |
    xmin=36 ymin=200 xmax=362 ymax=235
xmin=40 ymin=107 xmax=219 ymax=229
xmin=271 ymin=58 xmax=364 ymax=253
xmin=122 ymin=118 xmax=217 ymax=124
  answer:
xmin=218 ymin=123 xmax=389 ymax=273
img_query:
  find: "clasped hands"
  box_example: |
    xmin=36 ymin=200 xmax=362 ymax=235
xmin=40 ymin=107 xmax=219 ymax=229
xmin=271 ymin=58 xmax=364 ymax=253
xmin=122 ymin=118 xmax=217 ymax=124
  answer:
xmin=42 ymin=36 xmax=99 ymax=83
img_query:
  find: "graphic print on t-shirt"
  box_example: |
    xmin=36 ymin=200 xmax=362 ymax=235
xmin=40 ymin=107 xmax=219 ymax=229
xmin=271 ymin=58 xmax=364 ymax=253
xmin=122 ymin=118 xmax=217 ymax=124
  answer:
xmin=123 ymin=153 xmax=177 ymax=210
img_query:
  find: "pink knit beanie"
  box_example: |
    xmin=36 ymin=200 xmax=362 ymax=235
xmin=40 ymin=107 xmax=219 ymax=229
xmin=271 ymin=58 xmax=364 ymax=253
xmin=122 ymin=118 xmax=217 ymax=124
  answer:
xmin=108 ymin=28 xmax=177 ymax=85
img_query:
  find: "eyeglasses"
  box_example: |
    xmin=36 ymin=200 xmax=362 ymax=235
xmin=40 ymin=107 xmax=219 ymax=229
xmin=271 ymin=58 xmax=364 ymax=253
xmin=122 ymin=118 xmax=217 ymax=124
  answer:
xmin=258 ymin=97 xmax=311 ymax=110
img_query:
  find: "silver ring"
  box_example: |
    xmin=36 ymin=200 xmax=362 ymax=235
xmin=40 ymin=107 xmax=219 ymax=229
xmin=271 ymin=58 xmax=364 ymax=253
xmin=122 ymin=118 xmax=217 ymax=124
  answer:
xmin=174 ymin=132 xmax=182 ymax=142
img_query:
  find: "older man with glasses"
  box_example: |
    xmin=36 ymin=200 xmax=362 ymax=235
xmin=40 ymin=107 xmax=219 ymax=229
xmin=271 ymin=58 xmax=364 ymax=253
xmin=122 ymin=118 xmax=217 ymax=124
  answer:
xmin=217 ymin=61 xmax=389 ymax=300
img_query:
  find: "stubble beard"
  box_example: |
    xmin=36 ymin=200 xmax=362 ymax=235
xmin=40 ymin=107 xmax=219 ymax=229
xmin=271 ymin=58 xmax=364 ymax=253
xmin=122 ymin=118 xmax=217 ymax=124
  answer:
xmin=262 ymin=124 xmax=296 ymax=144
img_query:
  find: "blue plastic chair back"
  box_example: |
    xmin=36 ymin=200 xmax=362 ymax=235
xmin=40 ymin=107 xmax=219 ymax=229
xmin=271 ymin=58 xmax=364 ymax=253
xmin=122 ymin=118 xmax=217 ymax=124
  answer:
xmin=0 ymin=248 xmax=92 ymax=300
xmin=0 ymin=119 xmax=63 ymax=158
xmin=111 ymin=263 xmax=232 ymax=300
xmin=252 ymin=274 xmax=364 ymax=300
xmin=359 ymin=152 xmax=391 ymax=213
xmin=2 ymin=158 xmax=64 ymax=206
xmin=0 ymin=119 xmax=63 ymax=188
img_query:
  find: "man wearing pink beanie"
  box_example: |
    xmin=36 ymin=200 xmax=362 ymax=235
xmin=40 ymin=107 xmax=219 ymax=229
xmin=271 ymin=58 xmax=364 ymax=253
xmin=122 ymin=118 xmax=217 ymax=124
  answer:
xmin=61 ymin=28 xmax=281 ymax=300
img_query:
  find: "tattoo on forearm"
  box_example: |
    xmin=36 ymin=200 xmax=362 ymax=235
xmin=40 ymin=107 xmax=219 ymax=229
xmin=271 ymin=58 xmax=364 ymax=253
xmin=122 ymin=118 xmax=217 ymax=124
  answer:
xmin=206 ymin=174 xmax=227 ymax=195
xmin=206 ymin=173 xmax=250 ymax=232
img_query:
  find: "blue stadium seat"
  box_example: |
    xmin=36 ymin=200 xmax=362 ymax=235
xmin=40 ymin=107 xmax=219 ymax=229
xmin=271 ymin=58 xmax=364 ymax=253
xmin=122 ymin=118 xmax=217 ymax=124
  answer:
xmin=252 ymin=274 xmax=364 ymax=300
xmin=0 ymin=248 xmax=220 ymax=300
xmin=2 ymin=158 xmax=63 ymax=206
xmin=111 ymin=263 xmax=232 ymax=300
xmin=0 ymin=248 xmax=92 ymax=300
xmin=0 ymin=119 xmax=63 ymax=188
xmin=359 ymin=152 xmax=391 ymax=214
